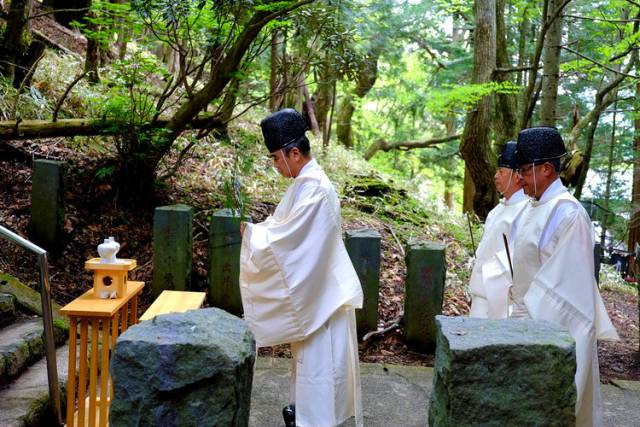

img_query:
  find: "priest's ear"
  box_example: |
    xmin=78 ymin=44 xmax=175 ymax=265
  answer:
xmin=285 ymin=146 xmax=303 ymax=161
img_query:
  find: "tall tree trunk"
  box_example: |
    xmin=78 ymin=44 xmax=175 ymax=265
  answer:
xmin=336 ymin=94 xmax=355 ymax=148
xmin=459 ymin=0 xmax=497 ymax=219
xmin=0 ymin=0 xmax=32 ymax=84
xmin=84 ymin=0 xmax=100 ymax=83
xmin=628 ymin=80 xmax=640 ymax=255
xmin=494 ymin=0 xmax=517 ymax=149
xmin=444 ymin=113 xmax=457 ymax=209
xmin=516 ymin=5 xmax=528 ymax=88
xmin=539 ymin=0 xmax=562 ymax=126
xmin=314 ymin=56 xmax=335 ymax=133
xmin=600 ymin=104 xmax=617 ymax=248
xmin=337 ymin=46 xmax=380 ymax=148
xmin=301 ymin=82 xmax=320 ymax=134
xmin=518 ymin=0 xmax=571 ymax=130
xmin=269 ymin=30 xmax=284 ymax=111
xmin=114 ymin=0 xmax=128 ymax=60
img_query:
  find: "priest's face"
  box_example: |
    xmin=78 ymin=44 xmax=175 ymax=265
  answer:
xmin=270 ymin=149 xmax=295 ymax=178
xmin=494 ymin=167 xmax=514 ymax=194
xmin=518 ymin=162 xmax=551 ymax=199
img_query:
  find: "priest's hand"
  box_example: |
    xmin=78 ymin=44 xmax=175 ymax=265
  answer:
xmin=240 ymin=222 xmax=246 ymax=236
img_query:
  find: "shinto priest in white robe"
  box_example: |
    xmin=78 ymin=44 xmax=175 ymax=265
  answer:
xmin=511 ymin=178 xmax=618 ymax=427
xmin=239 ymin=159 xmax=364 ymax=427
xmin=469 ymin=188 xmax=528 ymax=319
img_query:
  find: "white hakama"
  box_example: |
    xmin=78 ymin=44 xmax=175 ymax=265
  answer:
xmin=290 ymin=308 xmax=362 ymax=427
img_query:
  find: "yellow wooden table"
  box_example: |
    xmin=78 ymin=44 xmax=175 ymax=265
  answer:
xmin=61 ymin=281 xmax=144 ymax=427
xmin=139 ymin=290 xmax=206 ymax=321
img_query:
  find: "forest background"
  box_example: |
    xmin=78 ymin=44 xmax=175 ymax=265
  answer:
xmin=0 ymin=0 xmax=638 ymax=377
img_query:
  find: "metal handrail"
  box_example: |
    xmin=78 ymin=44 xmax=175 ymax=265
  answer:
xmin=0 ymin=225 xmax=62 ymax=426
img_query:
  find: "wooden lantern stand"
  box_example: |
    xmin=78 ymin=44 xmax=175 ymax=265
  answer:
xmin=61 ymin=256 xmax=143 ymax=427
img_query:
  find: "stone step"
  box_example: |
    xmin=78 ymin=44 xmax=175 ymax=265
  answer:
xmin=0 ymin=343 xmax=69 ymax=427
xmin=0 ymin=292 xmax=17 ymax=327
xmin=0 ymin=318 xmax=47 ymax=385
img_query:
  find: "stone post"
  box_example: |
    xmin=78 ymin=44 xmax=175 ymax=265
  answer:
xmin=29 ymin=159 xmax=64 ymax=253
xmin=208 ymin=209 xmax=245 ymax=316
xmin=152 ymin=205 xmax=193 ymax=297
xmin=404 ymin=241 xmax=446 ymax=352
xmin=110 ymin=308 xmax=255 ymax=426
xmin=345 ymin=228 xmax=380 ymax=336
xmin=429 ymin=316 xmax=576 ymax=426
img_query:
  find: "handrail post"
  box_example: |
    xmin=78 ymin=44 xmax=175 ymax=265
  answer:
xmin=0 ymin=225 xmax=62 ymax=426
xmin=38 ymin=253 xmax=62 ymax=426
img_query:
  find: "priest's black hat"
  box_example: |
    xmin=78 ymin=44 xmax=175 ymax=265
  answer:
xmin=515 ymin=127 xmax=567 ymax=166
xmin=260 ymin=108 xmax=308 ymax=153
xmin=497 ymin=140 xmax=518 ymax=170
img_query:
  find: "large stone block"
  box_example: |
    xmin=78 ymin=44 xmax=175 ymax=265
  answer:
xmin=29 ymin=159 xmax=64 ymax=254
xmin=404 ymin=241 xmax=446 ymax=352
xmin=152 ymin=205 xmax=193 ymax=297
xmin=429 ymin=316 xmax=576 ymax=427
xmin=345 ymin=228 xmax=381 ymax=336
xmin=208 ymin=209 xmax=245 ymax=316
xmin=110 ymin=308 xmax=255 ymax=427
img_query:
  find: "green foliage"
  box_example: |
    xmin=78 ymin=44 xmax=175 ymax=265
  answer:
xmin=95 ymin=165 xmax=117 ymax=180
xmin=72 ymin=0 xmax=140 ymax=47
xmin=426 ymin=82 xmax=520 ymax=115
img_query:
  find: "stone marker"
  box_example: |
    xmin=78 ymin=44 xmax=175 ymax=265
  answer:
xmin=404 ymin=241 xmax=446 ymax=352
xmin=208 ymin=209 xmax=245 ymax=316
xmin=429 ymin=316 xmax=576 ymax=427
xmin=110 ymin=308 xmax=255 ymax=427
xmin=345 ymin=228 xmax=381 ymax=336
xmin=152 ymin=205 xmax=193 ymax=297
xmin=29 ymin=159 xmax=64 ymax=253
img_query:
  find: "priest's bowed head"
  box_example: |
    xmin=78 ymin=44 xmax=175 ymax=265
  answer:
xmin=515 ymin=127 xmax=567 ymax=200
xmin=494 ymin=140 xmax=523 ymax=199
xmin=260 ymin=108 xmax=311 ymax=178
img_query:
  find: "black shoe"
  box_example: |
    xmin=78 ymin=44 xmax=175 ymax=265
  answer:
xmin=282 ymin=404 xmax=296 ymax=427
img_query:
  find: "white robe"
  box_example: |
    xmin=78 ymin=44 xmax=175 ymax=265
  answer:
xmin=511 ymin=179 xmax=618 ymax=427
xmin=239 ymin=159 xmax=364 ymax=427
xmin=469 ymin=189 xmax=528 ymax=319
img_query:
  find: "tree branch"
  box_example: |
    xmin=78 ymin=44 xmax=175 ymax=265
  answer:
xmin=562 ymin=14 xmax=640 ymax=23
xmin=562 ymin=45 xmax=638 ymax=79
xmin=363 ymin=134 xmax=461 ymax=161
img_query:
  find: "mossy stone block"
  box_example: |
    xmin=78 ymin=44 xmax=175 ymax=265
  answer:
xmin=345 ymin=228 xmax=381 ymax=336
xmin=29 ymin=159 xmax=65 ymax=254
xmin=404 ymin=241 xmax=446 ymax=352
xmin=429 ymin=316 xmax=576 ymax=427
xmin=208 ymin=209 xmax=246 ymax=316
